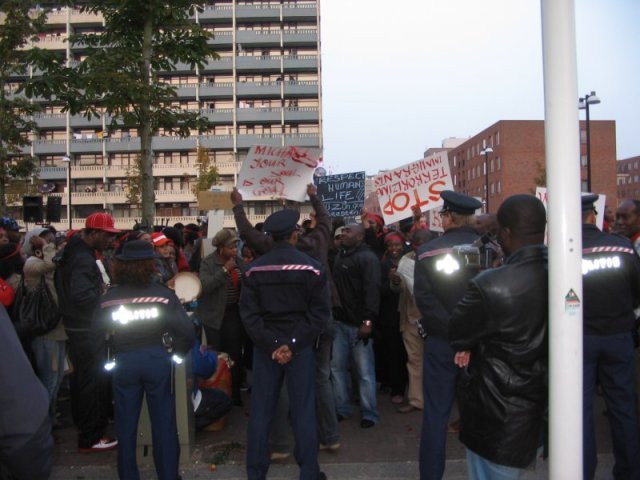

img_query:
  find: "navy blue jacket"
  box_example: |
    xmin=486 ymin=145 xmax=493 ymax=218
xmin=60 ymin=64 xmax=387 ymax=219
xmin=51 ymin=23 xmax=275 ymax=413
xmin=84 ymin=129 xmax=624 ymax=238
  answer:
xmin=240 ymin=243 xmax=329 ymax=354
xmin=414 ymin=226 xmax=480 ymax=338
xmin=582 ymin=224 xmax=640 ymax=335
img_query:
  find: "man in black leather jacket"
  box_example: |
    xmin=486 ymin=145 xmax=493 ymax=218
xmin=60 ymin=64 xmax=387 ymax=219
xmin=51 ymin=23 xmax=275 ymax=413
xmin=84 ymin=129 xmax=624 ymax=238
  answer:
xmin=449 ymin=194 xmax=548 ymax=478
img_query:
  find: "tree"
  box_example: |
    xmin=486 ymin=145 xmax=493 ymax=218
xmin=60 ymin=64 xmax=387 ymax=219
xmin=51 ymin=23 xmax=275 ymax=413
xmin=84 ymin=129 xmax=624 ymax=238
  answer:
xmin=125 ymin=154 xmax=144 ymax=207
xmin=0 ymin=0 xmax=53 ymax=215
xmin=192 ymin=145 xmax=219 ymax=195
xmin=61 ymin=0 xmax=216 ymax=227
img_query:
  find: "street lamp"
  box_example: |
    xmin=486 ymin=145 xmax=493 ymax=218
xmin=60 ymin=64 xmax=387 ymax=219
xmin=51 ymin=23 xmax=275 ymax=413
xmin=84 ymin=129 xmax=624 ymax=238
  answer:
xmin=62 ymin=155 xmax=72 ymax=230
xmin=481 ymin=147 xmax=493 ymax=213
xmin=579 ymin=91 xmax=601 ymax=192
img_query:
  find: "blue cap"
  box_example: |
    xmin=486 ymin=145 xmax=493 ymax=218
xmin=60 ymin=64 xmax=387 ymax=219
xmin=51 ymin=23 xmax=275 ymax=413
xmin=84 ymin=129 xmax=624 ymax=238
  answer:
xmin=115 ymin=240 xmax=156 ymax=261
xmin=263 ymin=209 xmax=300 ymax=237
xmin=0 ymin=217 xmax=22 ymax=232
xmin=581 ymin=194 xmax=599 ymax=211
xmin=440 ymin=191 xmax=482 ymax=215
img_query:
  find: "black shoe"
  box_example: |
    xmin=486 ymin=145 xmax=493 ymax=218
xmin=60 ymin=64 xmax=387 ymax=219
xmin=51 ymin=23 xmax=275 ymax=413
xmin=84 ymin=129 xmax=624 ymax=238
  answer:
xmin=360 ymin=419 xmax=375 ymax=429
xmin=318 ymin=472 xmax=327 ymax=480
xmin=336 ymin=414 xmax=344 ymax=422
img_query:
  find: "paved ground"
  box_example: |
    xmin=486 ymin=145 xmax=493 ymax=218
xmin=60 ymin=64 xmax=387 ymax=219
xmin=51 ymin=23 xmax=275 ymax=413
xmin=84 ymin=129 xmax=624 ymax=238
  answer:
xmin=51 ymin=389 xmax=614 ymax=479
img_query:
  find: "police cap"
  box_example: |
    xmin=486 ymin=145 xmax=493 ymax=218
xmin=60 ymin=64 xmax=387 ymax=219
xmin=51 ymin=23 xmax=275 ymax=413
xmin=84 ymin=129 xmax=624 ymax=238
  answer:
xmin=440 ymin=191 xmax=482 ymax=215
xmin=581 ymin=194 xmax=599 ymax=212
xmin=263 ymin=209 xmax=300 ymax=237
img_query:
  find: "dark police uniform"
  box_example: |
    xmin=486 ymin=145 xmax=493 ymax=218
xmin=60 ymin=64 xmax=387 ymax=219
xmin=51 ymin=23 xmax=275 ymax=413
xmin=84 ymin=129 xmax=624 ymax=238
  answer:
xmin=95 ymin=257 xmax=195 ymax=480
xmin=413 ymin=191 xmax=482 ymax=480
xmin=581 ymin=195 xmax=640 ymax=480
xmin=239 ymin=209 xmax=330 ymax=480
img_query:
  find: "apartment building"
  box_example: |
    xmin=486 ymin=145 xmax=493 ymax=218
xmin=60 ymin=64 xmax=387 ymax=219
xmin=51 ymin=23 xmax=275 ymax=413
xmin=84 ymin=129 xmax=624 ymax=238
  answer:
xmin=447 ymin=120 xmax=617 ymax=213
xmin=6 ymin=0 xmax=321 ymax=230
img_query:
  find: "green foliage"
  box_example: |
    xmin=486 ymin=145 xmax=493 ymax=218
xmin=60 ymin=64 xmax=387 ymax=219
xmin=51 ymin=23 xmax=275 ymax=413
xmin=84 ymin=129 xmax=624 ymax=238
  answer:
xmin=59 ymin=0 xmax=217 ymax=225
xmin=125 ymin=155 xmax=144 ymax=206
xmin=192 ymin=146 xmax=219 ymax=195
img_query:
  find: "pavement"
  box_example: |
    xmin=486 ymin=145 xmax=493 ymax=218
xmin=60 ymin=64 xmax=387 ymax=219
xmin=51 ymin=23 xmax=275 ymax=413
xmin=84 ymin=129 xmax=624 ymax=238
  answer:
xmin=51 ymin=389 xmax=615 ymax=480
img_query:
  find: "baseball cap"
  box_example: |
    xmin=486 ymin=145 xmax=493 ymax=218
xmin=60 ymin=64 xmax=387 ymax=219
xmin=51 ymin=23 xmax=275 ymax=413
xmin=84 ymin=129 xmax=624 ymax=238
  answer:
xmin=85 ymin=212 xmax=121 ymax=233
xmin=151 ymin=232 xmax=171 ymax=246
xmin=212 ymin=228 xmax=239 ymax=248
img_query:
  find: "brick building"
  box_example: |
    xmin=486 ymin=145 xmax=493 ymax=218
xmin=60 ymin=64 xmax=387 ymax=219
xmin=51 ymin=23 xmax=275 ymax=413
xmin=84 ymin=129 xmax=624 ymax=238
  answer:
xmin=447 ymin=120 xmax=617 ymax=213
xmin=616 ymin=156 xmax=640 ymax=201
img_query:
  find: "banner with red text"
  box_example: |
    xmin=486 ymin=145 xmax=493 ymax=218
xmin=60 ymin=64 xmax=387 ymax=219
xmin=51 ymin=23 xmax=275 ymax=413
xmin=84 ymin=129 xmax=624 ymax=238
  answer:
xmin=237 ymin=145 xmax=323 ymax=202
xmin=374 ymin=151 xmax=454 ymax=225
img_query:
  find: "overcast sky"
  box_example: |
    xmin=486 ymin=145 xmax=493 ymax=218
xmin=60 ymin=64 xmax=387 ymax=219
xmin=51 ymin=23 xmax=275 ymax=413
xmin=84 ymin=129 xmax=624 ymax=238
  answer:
xmin=320 ymin=0 xmax=640 ymax=175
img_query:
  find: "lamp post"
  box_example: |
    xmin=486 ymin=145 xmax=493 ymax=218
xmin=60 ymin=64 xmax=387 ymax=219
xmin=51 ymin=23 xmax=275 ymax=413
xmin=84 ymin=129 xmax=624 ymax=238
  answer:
xmin=62 ymin=155 xmax=72 ymax=230
xmin=578 ymin=91 xmax=601 ymax=192
xmin=481 ymin=147 xmax=493 ymax=213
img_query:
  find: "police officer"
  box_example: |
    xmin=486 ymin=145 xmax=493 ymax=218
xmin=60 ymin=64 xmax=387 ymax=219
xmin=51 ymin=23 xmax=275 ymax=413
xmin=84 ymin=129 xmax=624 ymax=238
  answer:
xmin=414 ymin=190 xmax=482 ymax=480
xmin=240 ymin=209 xmax=330 ymax=480
xmin=94 ymin=240 xmax=195 ymax=480
xmin=581 ymin=194 xmax=640 ymax=480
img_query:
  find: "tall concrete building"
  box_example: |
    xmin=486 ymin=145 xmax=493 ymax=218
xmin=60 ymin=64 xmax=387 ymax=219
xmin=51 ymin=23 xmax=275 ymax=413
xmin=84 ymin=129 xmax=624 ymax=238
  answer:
xmin=6 ymin=1 xmax=322 ymax=229
xmin=447 ymin=120 xmax=617 ymax=213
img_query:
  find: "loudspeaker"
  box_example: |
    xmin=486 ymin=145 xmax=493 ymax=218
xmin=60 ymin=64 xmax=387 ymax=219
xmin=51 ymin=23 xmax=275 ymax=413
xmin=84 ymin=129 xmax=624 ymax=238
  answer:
xmin=23 ymin=196 xmax=44 ymax=223
xmin=46 ymin=196 xmax=62 ymax=223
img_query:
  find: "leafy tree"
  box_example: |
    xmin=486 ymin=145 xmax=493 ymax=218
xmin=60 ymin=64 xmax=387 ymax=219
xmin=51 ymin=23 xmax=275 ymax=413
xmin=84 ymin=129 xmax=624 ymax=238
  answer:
xmin=61 ymin=0 xmax=216 ymax=227
xmin=125 ymin=155 xmax=144 ymax=207
xmin=0 ymin=0 xmax=54 ymax=214
xmin=192 ymin=145 xmax=219 ymax=195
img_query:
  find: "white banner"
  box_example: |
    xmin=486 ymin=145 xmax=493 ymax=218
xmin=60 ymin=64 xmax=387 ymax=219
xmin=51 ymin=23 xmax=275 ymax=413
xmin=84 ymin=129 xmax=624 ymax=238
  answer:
xmin=237 ymin=145 xmax=323 ymax=201
xmin=535 ymin=187 xmax=605 ymax=230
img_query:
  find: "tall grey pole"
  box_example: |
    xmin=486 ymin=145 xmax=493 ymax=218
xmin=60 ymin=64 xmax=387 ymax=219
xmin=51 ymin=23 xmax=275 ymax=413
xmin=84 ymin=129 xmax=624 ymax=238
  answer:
xmin=541 ymin=0 xmax=583 ymax=478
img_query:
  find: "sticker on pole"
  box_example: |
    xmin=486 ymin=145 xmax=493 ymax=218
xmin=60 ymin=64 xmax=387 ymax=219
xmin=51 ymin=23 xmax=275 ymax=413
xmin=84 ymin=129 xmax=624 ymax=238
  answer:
xmin=564 ymin=289 xmax=581 ymax=315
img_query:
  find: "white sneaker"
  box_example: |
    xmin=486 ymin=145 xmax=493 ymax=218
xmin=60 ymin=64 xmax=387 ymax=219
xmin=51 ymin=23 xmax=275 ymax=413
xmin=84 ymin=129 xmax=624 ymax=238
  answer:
xmin=79 ymin=437 xmax=118 ymax=453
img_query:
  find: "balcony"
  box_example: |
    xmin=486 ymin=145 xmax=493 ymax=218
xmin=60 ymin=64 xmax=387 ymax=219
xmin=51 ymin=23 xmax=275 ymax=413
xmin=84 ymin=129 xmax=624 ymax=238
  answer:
xmin=213 ymin=161 xmax=241 ymax=176
xmin=175 ymin=84 xmax=198 ymax=98
xmin=70 ymin=138 xmax=104 ymax=154
xmin=32 ymin=139 xmax=67 ymax=155
xmin=202 ymin=57 xmax=233 ymax=73
xmin=207 ymin=31 xmax=233 ymax=46
xmin=199 ymin=135 xmax=234 ymax=150
xmin=237 ymin=81 xmax=281 ymax=97
xmin=283 ymin=2 xmax=318 ymax=22
xmin=200 ymin=108 xmax=234 ymax=124
xmin=71 ymin=165 xmax=107 ymax=179
xmin=235 ymin=5 xmax=280 ymax=21
xmin=283 ymin=55 xmax=318 ymax=72
xmin=198 ymin=5 xmax=233 ymax=22
xmin=156 ymin=189 xmax=196 ymax=203
xmin=236 ymin=56 xmax=281 ymax=72
xmin=152 ymin=136 xmax=198 ymax=151
xmin=237 ymin=107 xmax=282 ymax=123
xmin=283 ymin=80 xmax=318 ymax=97
xmin=283 ymin=107 xmax=319 ymax=122
xmin=106 ymin=137 xmax=141 ymax=152
xmin=199 ymin=82 xmax=233 ymax=97
xmin=38 ymin=167 xmax=67 ymax=181
xmin=153 ymin=163 xmax=198 ymax=177
xmin=282 ymin=29 xmax=318 ymax=46
xmin=236 ymin=30 xmax=281 ymax=47
xmin=70 ymin=113 xmax=108 ymax=129
xmin=284 ymin=133 xmax=320 ymax=147
xmin=237 ymin=134 xmax=282 ymax=149
xmin=33 ymin=113 xmax=66 ymax=129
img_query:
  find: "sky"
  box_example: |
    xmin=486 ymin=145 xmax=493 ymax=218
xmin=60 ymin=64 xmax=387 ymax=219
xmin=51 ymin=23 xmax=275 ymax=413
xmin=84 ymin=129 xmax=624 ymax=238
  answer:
xmin=320 ymin=0 xmax=640 ymax=175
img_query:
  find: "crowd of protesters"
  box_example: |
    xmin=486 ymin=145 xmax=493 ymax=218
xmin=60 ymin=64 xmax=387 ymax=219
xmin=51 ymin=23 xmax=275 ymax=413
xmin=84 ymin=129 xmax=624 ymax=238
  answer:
xmin=0 ymin=188 xmax=639 ymax=480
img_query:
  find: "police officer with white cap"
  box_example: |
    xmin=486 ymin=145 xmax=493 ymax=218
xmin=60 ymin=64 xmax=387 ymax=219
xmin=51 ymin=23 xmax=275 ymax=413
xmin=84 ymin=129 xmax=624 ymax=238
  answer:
xmin=414 ymin=190 xmax=482 ymax=480
xmin=240 ymin=209 xmax=330 ymax=480
xmin=581 ymin=194 xmax=640 ymax=480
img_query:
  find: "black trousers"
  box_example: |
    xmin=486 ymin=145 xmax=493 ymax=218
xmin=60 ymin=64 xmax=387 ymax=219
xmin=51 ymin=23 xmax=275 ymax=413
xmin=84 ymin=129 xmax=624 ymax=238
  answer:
xmin=65 ymin=328 xmax=109 ymax=448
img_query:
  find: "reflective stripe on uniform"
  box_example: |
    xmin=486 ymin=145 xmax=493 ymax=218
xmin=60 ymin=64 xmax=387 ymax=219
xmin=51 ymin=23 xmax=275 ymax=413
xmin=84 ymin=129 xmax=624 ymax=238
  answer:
xmin=101 ymin=297 xmax=170 ymax=309
xmin=245 ymin=264 xmax=321 ymax=276
xmin=582 ymin=246 xmax=635 ymax=255
xmin=418 ymin=248 xmax=454 ymax=261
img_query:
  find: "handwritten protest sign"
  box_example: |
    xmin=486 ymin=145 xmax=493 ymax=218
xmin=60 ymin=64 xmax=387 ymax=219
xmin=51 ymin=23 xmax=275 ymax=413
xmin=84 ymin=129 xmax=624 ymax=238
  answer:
xmin=237 ymin=145 xmax=323 ymax=202
xmin=374 ymin=151 xmax=454 ymax=225
xmin=535 ymin=187 xmax=605 ymax=230
xmin=314 ymin=171 xmax=365 ymax=218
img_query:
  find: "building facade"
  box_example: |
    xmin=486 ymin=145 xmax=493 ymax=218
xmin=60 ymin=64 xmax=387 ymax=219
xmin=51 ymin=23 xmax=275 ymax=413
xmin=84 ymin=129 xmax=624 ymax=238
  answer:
xmin=447 ymin=120 xmax=617 ymax=213
xmin=616 ymin=156 xmax=640 ymax=201
xmin=5 ymin=0 xmax=321 ymax=230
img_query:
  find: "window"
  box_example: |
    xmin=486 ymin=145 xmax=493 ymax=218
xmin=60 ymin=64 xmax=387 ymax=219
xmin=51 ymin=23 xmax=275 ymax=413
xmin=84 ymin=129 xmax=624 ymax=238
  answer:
xmin=581 ymin=155 xmax=588 ymax=167
xmin=580 ymin=130 xmax=587 ymax=144
xmin=497 ymin=157 xmax=501 ymax=170
xmin=490 ymin=159 xmax=494 ymax=173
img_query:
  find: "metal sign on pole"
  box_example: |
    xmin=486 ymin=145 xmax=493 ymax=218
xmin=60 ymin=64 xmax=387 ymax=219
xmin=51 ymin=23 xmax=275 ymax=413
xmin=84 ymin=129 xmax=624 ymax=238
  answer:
xmin=540 ymin=0 xmax=584 ymax=477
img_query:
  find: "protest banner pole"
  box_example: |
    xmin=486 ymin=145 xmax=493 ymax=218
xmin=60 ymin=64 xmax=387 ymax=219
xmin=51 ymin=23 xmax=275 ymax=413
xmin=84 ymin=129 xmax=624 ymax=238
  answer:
xmin=541 ymin=0 xmax=583 ymax=477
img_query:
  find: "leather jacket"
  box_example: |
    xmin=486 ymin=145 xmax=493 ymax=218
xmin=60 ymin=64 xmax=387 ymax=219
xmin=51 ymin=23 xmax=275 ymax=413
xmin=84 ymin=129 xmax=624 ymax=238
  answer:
xmin=449 ymin=244 xmax=548 ymax=468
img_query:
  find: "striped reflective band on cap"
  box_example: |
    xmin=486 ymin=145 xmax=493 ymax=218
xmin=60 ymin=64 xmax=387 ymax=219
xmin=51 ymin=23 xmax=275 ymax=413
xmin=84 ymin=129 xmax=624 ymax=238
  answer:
xmin=245 ymin=264 xmax=321 ymax=276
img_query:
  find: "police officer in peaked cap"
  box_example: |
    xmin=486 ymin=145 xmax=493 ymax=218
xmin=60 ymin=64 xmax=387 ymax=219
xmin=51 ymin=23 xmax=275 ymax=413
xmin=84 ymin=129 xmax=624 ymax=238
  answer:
xmin=580 ymin=194 xmax=640 ymax=480
xmin=93 ymin=240 xmax=195 ymax=480
xmin=240 ymin=209 xmax=330 ymax=480
xmin=414 ymin=190 xmax=482 ymax=480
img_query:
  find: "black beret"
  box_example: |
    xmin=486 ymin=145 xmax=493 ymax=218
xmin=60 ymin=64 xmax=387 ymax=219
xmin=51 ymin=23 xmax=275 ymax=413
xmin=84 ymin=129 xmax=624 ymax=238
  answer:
xmin=581 ymin=194 xmax=599 ymax=211
xmin=263 ymin=209 xmax=300 ymax=237
xmin=440 ymin=191 xmax=482 ymax=215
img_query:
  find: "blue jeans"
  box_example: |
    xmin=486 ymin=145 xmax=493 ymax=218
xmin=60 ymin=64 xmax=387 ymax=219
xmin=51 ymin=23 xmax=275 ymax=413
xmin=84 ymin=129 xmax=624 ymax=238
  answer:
xmin=31 ymin=336 xmax=66 ymax=419
xmin=112 ymin=346 xmax=179 ymax=480
xmin=330 ymin=321 xmax=379 ymax=423
xmin=466 ymin=449 xmax=523 ymax=480
xmin=316 ymin=328 xmax=340 ymax=444
xmin=583 ymin=333 xmax=640 ymax=480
